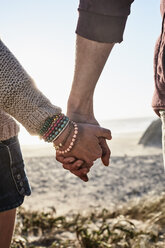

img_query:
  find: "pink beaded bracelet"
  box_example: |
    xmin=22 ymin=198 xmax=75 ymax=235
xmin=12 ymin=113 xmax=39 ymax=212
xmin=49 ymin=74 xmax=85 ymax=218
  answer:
xmin=54 ymin=121 xmax=78 ymax=154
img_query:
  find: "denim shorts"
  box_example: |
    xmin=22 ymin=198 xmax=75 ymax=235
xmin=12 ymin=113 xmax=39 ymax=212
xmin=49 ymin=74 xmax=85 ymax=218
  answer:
xmin=0 ymin=136 xmax=31 ymax=212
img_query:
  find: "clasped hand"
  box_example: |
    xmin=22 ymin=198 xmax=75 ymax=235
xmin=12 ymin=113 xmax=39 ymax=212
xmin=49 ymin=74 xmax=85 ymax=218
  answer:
xmin=56 ymin=123 xmax=112 ymax=182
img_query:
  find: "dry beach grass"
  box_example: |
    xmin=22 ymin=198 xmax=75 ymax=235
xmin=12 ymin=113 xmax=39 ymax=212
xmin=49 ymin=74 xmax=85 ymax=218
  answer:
xmin=12 ymin=130 xmax=165 ymax=247
xmin=12 ymin=192 xmax=165 ymax=247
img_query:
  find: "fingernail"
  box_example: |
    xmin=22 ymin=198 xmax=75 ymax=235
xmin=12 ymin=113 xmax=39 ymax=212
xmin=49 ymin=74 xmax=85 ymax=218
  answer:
xmin=68 ymin=158 xmax=75 ymax=163
xmin=76 ymin=161 xmax=83 ymax=167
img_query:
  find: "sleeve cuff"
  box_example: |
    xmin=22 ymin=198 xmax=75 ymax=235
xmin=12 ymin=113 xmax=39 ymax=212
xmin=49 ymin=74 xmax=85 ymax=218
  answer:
xmin=76 ymin=10 xmax=128 ymax=43
xmin=26 ymin=105 xmax=62 ymax=135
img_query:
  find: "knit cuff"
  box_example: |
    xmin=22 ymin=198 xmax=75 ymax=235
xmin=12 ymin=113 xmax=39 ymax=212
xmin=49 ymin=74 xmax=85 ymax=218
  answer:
xmin=25 ymin=105 xmax=62 ymax=135
xmin=76 ymin=10 xmax=128 ymax=43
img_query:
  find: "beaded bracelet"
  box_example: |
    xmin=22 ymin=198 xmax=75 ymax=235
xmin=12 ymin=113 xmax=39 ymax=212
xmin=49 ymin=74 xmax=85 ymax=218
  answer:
xmin=43 ymin=114 xmax=63 ymax=138
xmin=39 ymin=114 xmax=62 ymax=136
xmin=45 ymin=117 xmax=70 ymax=143
xmin=53 ymin=121 xmax=73 ymax=150
xmin=39 ymin=114 xmax=70 ymax=143
xmin=50 ymin=119 xmax=70 ymax=142
xmin=54 ymin=121 xmax=78 ymax=154
xmin=43 ymin=115 xmax=66 ymax=140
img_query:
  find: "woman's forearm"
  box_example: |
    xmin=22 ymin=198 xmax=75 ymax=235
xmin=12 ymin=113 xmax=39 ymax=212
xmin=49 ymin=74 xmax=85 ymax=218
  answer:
xmin=0 ymin=39 xmax=61 ymax=135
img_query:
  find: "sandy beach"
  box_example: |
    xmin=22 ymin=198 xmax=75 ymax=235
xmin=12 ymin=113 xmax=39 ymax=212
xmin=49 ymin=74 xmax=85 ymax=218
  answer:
xmin=21 ymin=131 xmax=165 ymax=216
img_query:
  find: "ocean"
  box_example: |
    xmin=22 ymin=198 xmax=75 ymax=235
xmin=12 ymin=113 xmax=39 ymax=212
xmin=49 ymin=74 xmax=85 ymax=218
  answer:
xmin=100 ymin=116 xmax=157 ymax=136
xmin=19 ymin=116 xmax=157 ymax=145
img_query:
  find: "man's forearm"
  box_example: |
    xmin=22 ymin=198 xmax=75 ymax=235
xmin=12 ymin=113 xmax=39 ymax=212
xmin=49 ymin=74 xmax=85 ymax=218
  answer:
xmin=69 ymin=0 xmax=134 ymax=118
xmin=67 ymin=35 xmax=114 ymax=120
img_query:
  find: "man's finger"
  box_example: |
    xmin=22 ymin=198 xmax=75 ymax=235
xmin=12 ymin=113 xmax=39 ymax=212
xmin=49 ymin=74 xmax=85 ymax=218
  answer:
xmin=99 ymin=137 xmax=111 ymax=166
xmin=96 ymin=127 xmax=112 ymax=140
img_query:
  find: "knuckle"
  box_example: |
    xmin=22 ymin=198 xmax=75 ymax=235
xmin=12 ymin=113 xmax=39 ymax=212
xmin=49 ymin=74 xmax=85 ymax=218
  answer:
xmin=106 ymin=129 xmax=111 ymax=135
xmin=74 ymin=164 xmax=80 ymax=170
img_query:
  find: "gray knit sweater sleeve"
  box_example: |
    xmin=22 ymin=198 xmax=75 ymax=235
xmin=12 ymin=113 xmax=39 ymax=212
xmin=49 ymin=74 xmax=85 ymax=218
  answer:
xmin=0 ymin=40 xmax=61 ymax=135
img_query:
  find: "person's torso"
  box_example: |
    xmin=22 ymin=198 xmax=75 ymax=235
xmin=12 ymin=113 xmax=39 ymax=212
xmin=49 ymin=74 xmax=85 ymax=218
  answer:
xmin=152 ymin=0 xmax=165 ymax=113
xmin=0 ymin=110 xmax=19 ymax=141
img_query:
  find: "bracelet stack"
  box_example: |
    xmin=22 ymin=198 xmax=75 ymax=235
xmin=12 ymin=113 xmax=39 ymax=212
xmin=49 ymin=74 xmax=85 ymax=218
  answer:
xmin=54 ymin=121 xmax=78 ymax=154
xmin=39 ymin=115 xmax=78 ymax=154
xmin=53 ymin=122 xmax=73 ymax=150
xmin=39 ymin=114 xmax=70 ymax=143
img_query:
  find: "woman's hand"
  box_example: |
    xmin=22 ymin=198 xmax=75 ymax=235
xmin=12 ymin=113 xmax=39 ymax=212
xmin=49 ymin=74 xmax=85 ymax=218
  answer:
xmin=56 ymin=156 xmax=93 ymax=182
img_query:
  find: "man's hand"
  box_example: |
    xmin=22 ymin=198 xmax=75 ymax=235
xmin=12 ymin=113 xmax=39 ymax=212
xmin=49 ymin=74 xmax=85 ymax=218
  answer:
xmin=66 ymin=111 xmax=111 ymax=166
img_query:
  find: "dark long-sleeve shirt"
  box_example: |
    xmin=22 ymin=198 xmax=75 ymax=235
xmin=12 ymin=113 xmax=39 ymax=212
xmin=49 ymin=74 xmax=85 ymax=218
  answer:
xmin=76 ymin=0 xmax=134 ymax=43
xmin=76 ymin=0 xmax=165 ymax=116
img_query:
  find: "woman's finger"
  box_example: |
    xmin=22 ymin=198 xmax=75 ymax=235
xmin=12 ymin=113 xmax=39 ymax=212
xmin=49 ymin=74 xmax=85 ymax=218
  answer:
xmin=63 ymin=160 xmax=84 ymax=171
xmin=56 ymin=155 xmax=76 ymax=163
xmin=70 ymin=167 xmax=90 ymax=178
xmin=79 ymin=175 xmax=89 ymax=182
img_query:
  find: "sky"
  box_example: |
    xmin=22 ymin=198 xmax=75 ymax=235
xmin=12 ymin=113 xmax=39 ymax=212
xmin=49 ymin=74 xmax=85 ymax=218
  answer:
xmin=0 ymin=0 xmax=162 ymax=144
